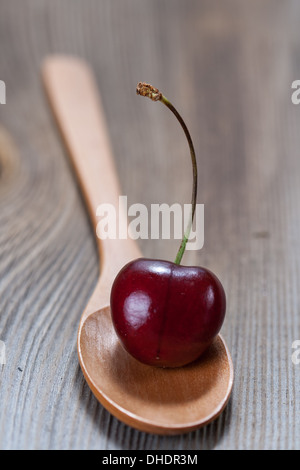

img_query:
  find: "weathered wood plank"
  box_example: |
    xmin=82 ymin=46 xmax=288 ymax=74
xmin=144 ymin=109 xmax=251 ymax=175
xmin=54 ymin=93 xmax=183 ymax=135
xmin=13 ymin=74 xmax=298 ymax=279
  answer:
xmin=0 ymin=0 xmax=300 ymax=449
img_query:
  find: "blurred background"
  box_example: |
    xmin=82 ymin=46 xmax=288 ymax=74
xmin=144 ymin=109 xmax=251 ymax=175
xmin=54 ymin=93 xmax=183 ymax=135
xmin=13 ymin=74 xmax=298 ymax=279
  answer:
xmin=0 ymin=0 xmax=300 ymax=449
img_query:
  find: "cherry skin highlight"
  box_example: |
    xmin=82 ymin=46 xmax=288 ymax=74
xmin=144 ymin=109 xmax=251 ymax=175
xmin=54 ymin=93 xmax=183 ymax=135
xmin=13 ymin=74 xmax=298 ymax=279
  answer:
xmin=110 ymin=258 xmax=226 ymax=368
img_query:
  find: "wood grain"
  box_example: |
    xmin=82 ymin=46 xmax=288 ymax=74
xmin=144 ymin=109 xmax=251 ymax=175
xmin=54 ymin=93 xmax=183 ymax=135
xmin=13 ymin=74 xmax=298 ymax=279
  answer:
xmin=0 ymin=0 xmax=300 ymax=449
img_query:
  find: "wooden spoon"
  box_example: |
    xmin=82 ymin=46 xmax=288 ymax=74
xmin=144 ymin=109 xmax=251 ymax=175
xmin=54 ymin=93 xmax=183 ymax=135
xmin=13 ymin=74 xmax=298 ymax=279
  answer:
xmin=41 ymin=55 xmax=234 ymax=435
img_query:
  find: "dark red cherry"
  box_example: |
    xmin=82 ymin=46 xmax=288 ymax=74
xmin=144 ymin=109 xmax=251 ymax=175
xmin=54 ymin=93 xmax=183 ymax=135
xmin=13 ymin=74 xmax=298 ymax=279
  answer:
xmin=110 ymin=84 xmax=226 ymax=367
xmin=110 ymin=258 xmax=226 ymax=368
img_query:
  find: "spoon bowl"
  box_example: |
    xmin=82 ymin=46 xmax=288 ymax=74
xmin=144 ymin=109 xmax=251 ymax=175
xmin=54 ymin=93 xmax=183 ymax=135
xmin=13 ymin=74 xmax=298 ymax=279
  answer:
xmin=42 ymin=55 xmax=234 ymax=434
xmin=79 ymin=306 xmax=233 ymax=434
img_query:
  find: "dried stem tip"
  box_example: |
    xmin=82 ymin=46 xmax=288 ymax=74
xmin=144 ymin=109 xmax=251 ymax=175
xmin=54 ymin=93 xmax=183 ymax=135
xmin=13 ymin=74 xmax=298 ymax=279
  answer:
xmin=136 ymin=82 xmax=162 ymax=101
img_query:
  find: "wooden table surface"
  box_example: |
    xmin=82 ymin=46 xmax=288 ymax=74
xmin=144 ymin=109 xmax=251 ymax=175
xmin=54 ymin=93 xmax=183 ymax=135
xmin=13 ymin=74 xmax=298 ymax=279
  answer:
xmin=1 ymin=0 xmax=300 ymax=450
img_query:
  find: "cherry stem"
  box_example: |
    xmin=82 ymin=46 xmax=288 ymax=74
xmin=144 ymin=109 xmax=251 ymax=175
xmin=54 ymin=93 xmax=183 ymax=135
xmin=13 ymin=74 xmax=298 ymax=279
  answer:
xmin=136 ymin=82 xmax=198 ymax=265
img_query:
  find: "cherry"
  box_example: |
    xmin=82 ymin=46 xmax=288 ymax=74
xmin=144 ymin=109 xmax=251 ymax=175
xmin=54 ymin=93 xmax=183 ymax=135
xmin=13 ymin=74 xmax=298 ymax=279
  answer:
xmin=110 ymin=83 xmax=226 ymax=368
xmin=111 ymin=258 xmax=226 ymax=367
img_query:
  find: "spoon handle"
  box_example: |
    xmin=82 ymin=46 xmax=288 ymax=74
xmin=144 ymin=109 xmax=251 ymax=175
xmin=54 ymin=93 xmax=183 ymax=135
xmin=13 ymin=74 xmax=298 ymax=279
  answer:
xmin=42 ymin=56 xmax=141 ymax=309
